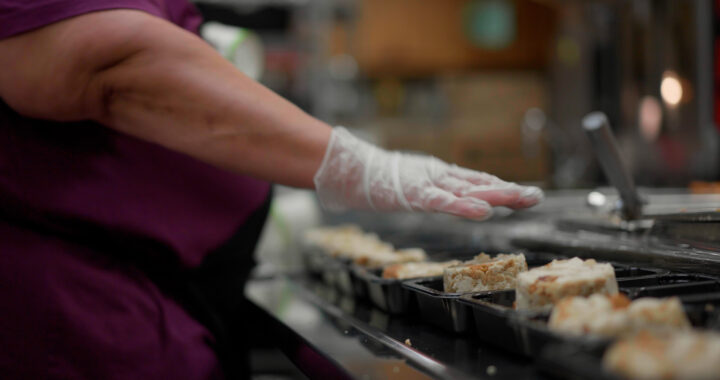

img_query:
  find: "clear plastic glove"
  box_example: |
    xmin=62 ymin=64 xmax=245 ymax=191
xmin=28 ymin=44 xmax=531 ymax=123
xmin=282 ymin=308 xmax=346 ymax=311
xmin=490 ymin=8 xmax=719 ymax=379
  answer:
xmin=313 ymin=127 xmax=544 ymax=220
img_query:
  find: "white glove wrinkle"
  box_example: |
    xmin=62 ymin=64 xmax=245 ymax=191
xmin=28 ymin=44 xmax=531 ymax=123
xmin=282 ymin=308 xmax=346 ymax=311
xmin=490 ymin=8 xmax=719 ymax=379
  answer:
xmin=391 ymin=152 xmax=413 ymax=211
xmin=363 ymin=147 xmax=377 ymax=210
xmin=313 ymin=126 xmax=339 ymax=190
xmin=422 ymin=187 xmax=455 ymax=211
xmin=435 ymin=176 xmax=469 ymax=196
xmin=453 ymin=168 xmax=506 ymax=186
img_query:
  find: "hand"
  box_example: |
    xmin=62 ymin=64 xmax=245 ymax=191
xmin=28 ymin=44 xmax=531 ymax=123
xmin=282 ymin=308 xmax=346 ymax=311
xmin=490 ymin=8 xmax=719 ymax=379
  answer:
xmin=313 ymin=127 xmax=544 ymax=220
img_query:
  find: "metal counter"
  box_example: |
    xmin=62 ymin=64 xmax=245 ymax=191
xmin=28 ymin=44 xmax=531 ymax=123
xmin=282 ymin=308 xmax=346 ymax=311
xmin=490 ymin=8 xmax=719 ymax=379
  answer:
xmin=246 ymin=276 xmax=541 ymax=380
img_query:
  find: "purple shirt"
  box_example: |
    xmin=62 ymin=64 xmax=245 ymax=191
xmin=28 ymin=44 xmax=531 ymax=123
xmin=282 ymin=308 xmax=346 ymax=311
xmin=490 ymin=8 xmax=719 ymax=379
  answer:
xmin=0 ymin=1 xmax=270 ymax=378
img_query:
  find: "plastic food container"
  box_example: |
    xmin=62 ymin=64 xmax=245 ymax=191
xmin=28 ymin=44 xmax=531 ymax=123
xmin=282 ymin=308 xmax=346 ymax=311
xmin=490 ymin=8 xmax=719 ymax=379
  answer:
xmin=402 ymin=252 xmax=565 ymax=334
xmin=457 ymin=265 xmax=684 ymax=355
xmin=536 ymin=286 xmax=720 ymax=380
xmin=514 ymin=272 xmax=720 ymax=357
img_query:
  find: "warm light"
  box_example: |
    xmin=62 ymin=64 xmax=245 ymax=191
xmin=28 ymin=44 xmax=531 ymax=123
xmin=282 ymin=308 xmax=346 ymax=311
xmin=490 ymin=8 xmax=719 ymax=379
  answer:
xmin=660 ymin=71 xmax=683 ymax=106
xmin=638 ymin=96 xmax=662 ymax=141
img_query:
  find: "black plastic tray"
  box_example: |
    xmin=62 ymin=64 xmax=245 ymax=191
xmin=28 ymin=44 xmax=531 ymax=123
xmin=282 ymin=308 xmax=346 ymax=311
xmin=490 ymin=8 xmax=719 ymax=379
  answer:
xmin=621 ymin=274 xmax=720 ymax=298
xmin=350 ymin=266 xmax=369 ymax=300
xmin=403 ymin=277 xmax=475 ymax=333
xmin=316 ymin=254 xmax=353 ymax=294
xmin=459 ymin=291 xmax=616 ymax=356
xmin=536 ymin=343 xmax=622 ymax=380
xmin=302 ymin=246 xmax=329 ymax=277
xmin=455 ymin=266 xmax=684 ymax=355
xmin=536 ymin=288 xmax=720 ymax=380
xmin=678 ymin=292 xmax=720 ymax=330
xmin=515 ymin=273 xmax=720 ymax=357
xmin=612 ymin=265 xmax=669 ymax=280
xmin=402 ymin=252 xmax=567 ymax=334
xmin=457 ymin=290 xmax=544 ymax=353
xmin=330 ymin=256 xmax=356 ymax=295
xmin=308 ymin=245 xmax=476 ymax=298
xmin=302 ymin=243 xmax=372 ymax=296
xmin=616 ymin=272 xmax=719 ymax=289
xmin=353 ymin=253 xmax=479 ymax=315
xmin=301 ymin=245 xmax=351 ymax=293
xmin=355 ymin=266 xmax=424 ymax=315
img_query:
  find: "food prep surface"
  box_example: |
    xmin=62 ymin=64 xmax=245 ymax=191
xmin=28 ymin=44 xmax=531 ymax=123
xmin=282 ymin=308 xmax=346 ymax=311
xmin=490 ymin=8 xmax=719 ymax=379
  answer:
xmin=247 ymin=260 xmax=720 ymax=379
xmin=247 ymin=191 xmax=720 ymax=379
xmin=246 ymin=275 xmax=542 ymax=380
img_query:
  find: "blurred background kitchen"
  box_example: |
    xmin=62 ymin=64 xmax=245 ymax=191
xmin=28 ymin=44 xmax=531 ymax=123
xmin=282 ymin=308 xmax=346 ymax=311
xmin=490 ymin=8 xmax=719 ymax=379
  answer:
xmin=196 ymin=0 xmax=718 ymax=189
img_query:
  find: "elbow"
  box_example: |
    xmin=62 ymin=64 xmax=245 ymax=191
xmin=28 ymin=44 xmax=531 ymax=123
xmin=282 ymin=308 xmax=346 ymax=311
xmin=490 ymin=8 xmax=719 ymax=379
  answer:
xmin=0 ymin=9 xmax=164 ymax=123
xmin=0 ymin=75 xmax=98 ymax=122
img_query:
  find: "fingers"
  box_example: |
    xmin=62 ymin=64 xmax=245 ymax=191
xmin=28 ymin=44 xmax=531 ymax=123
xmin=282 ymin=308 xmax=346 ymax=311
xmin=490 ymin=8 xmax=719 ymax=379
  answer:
xmin=439 ymin=197 xmax=494 ymax=220
xmin=415 ymin=187 xmax=493 ymax=220
xmin=460 ymin=186 xmax=526 ymax=206
xmin=432 ymin=163 xmax=544 ymax=209
xmin=459 ymin=185 xmax=544 ymax=209
xmin=437 ymin=169 xmax=516 ymax=197
xmin=509 ymin=186 xmax=544 ymax=209
xmin=446 ymin=164 xmax=506 ymax=186
xmin=435 ymin=173 xmax=544 ymax=209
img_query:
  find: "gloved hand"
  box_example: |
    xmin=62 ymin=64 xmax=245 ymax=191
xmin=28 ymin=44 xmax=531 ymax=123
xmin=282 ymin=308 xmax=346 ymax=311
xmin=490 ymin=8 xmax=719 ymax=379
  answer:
xmin=314 ymin=127 xmax=544 ymax=220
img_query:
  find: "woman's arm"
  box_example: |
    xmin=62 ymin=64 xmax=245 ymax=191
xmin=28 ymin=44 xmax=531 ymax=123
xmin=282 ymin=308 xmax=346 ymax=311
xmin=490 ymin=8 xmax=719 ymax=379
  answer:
xmin=0 ymin=9 xmax=330 ymax=188
xmin=0 ymin=8 xmax=543 ymax=218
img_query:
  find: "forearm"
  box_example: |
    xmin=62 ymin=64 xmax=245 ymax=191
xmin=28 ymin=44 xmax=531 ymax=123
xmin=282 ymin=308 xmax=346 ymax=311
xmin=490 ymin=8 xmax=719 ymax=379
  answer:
xmin=0 ymin=10 xmax=331 ymax=188
xmin=93 ymin=27 xmax=331 ymax=187
xmin=0 ymin=9 xmax=544 ymax=219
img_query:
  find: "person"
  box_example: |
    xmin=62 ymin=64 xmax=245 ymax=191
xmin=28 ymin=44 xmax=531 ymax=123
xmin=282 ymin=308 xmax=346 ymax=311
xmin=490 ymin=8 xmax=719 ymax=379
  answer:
xmin=0 ymin=1 xmax=544 ymax=379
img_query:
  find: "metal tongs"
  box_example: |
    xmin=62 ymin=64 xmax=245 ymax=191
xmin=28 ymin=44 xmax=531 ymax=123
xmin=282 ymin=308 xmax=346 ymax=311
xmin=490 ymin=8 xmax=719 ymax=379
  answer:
xmin=582 ymin=112 xmax=720 ymax=249
xmin=582 ymin=112 xmax=645 ymax=220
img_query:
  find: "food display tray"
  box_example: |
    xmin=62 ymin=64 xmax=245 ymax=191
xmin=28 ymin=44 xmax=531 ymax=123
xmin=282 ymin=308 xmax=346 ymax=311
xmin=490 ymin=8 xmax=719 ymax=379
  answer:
xmin=355 ymin=267 xmax=431 ymax=315
xmin=350 ymin=266 xmax=369 ymax=300
xmin=302 ymin=246 xmax=370 ymax=299
xmin=304 ymin=244 xmax=480 ymax=299
xmin=301 ymin=246 xmax=353 ymax=296
xmin=301 ymin=246 xmax=355 ymax=296
xmin=402 ymin=252 xmax=567 ymax=334
xmin=536 ymin=286 xmax=720 ymax=380
xmin=353 ymin=254 xmax=478 ymax=315
xmin=302 ymin=246 xmax=329 ymax=278
xmin=535 ymin=343 xmax=622 ymax=380
xmin=325 ymin=256 xmax=355 ymax=296
xmin=301 ymin=243 xmax=720 ymax=379
xmin=459 ymin=270 xmax=720 ymax=358
xmin=301 ymin=242 xmax=363 ymax=296
xmin=450 ymin=265 xmax=669 ymax=354
xmin=620 ymin=273 xmax=720 ymax=298
xmin=310 ymin=246 xmax=485 ymax=307
xmin=402 ymin=277 xmax=475 ymax=333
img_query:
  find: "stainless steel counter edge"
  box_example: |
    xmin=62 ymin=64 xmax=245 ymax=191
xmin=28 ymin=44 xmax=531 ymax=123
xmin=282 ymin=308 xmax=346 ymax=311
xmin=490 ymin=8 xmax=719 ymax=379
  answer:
xmin=246 ymin=276 xmax=514 ymax=380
